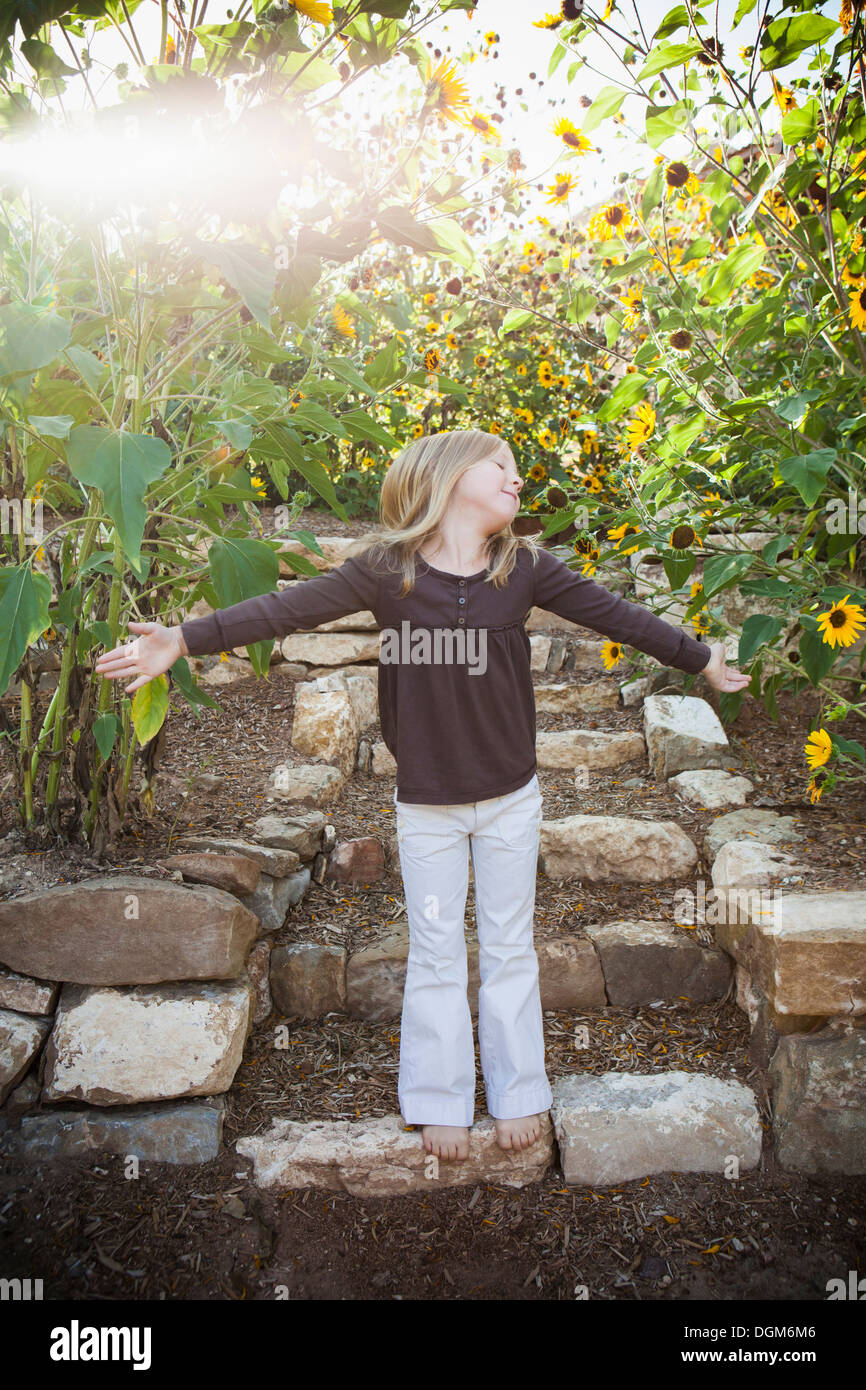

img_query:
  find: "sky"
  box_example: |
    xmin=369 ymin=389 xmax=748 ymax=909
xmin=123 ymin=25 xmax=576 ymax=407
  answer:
xmin=2 ymin=0 xmax=837 ymax=223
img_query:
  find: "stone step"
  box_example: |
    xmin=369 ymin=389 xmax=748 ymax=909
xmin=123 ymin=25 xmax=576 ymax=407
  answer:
xmin=232 ymin=1068 xmax=763 ymax=1194
xmin=269 ymin=919 xmax=732 ymax=1023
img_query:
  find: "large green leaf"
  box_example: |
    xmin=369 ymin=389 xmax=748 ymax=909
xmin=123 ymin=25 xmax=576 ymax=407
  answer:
xmin=738 ymin=614 xmax=786 ymax=664
xmin=65 ymin=427 xmax=172 ymax=567
xmin=701 ymin=242 xmax=765 ymax=304
xmin=131 ymin=674 xmax=169 ymax=744
xmin=759 ymin=14 xmax=838 ymax=71
xmin=0 ymin=303 xmax=70 ymax=379
xmin=777 ymin=449 xmax=835 ymax=506
xmin=255 ymin=422 xmax=349 ymax=522
xmin=701 ymin=552 xmax=754 ymax=598
xmin=636 ymin=39 xmax=705 ymax=81
xmin=582 ymin=84 xmax=626 ymax=134
xmin=0 ymin=564 xmax=53 ymax=699
xmin=192 ymin=237 xmax=275 ymax=330
xmin=376 ymin=205 xmax=442 ymax=254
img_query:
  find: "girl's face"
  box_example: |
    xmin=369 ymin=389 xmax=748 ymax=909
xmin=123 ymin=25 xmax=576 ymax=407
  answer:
xmin=454 ymin=444 xmax=524 ymax=530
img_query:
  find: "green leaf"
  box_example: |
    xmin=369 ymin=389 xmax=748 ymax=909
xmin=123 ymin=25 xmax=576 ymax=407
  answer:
xmin=701 ymin=552 xmax=754 ymax=598
xmin=325 ymin=356 xmax=374 ymax=396
xmin=781 ymin=97 xmax=819 ymax=146
xmin=65 ymin=427 xmax=172 ymax=568
xmin=777 ymin=449 xmax=835 ymax=506
xmin=92 ymin=711 xmax=120 ymax=763
xmin=701 ymin=241 xmax=765 ymax=304
xmin=662 ymin=551 xmax=696 ymax=590
xmin=0 ymin=564 xmax=53 ymax=699
xmin=376 ymin=205 xmax=442 ymax=254
xmin=645 ymin=100 xmax=693 ymax=149
xmin=215 ymin=418 xmax=253 ymax=450
xmin=429 ymin=217 xmax=479 ymax=272
xmin=738 ymin=614 xmax=785 ymax=664
xmin=760 ymin=14 xmax=838 ymax=71
xmin=20 ymin=37 xmax=77 ymax=77
xmin=653 ymin=6 xmax=703 ymax=41
xmin=732 ymin=0 xmax=757 ymax=23
xmin=64 ymin=344 xmax=107 ymax=391
xmin=595 ymin=372 xmax=649 ymax=423
xmin=797 ymin=625 xmax=837 ymax=686
xmin=256 ymin=423 xmax=349 ymax=522
xmin=27 ymin=413 xmax=74 ymax=438
xmin=338 ymin=410 xmax=401 ymax=449
xmin=636 ymin=39 xmax=705 ymax=81
xmin=287 ymin=400 xmax=346 ymax=437
xmin=500 ymin=308 xmax=536 ymax=337
xmin=192 ymin=237 xmax=275 ymax=330
xmin=363 ymin=336 xmax=403 ymax=390
xmin=582 ymin=84 xmax=626 ymax=134
xmin=0 ymin=304 xmax=70 ymax=379
xmin=641 ymin=161 xmax=665 ymax=218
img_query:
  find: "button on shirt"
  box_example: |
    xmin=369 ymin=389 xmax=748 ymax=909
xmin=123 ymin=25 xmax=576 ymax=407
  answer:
xmin=179 ymin=544 xmax=712 ymax=805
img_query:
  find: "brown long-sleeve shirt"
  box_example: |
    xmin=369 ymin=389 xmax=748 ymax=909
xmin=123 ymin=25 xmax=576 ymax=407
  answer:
xmin=179 ymin=545 xmax=712 ymax=804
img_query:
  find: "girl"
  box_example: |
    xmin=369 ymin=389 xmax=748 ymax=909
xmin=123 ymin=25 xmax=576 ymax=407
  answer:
xmin=95 ymin=429 xmax=749 ymax=1164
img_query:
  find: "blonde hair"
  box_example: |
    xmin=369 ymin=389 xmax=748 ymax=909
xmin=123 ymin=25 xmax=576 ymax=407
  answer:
xmin=342 ymin=428 xmax=544 ymax=596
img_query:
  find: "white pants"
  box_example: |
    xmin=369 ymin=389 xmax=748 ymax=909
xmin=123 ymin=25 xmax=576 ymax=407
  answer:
xmin=393 ymin=773 xmax=553 ymax=1126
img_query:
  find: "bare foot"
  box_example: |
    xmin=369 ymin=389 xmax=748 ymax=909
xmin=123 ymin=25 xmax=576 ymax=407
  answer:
xmin=493 ymin=1114 xmax=544 ymax=1151
xmin=420 ymin=1124 xmax=470 ymax=1161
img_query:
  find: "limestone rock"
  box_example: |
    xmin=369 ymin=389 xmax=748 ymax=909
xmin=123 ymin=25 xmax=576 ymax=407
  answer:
xmin=270 ymin=942 xmax=347 ymax=1018
xmin=643 ymin=694 xmax=730 ymax=779
xmin=0 ymin=966 xmax=59 ymax=1016
xmin=0 ymin=1009 xmax=52 ymax=1104
xmin=540 ymin=815 xmax=698 ymax=883
xmin=551 ymin=1070 xmax=762 ymax=1185
xmin=769 ymin=1024 xmax=866 ymax=1174
xmin=0 ymin=876 xmax=258 ymax=986
xmin=247 ymin=810 xmax=326 ymax=861
xmin=272 ymin=762 xmax=345 ymax=805
xmin=534 ymin=681 xmax=620 ymax=714
xmin=173 ymin=836 xmax=299 ymax=877
xmin=536 ymin=729 xmax=646 ymax=771
xmin=11 ymin=1097 xmax=225 ymax=1165
xmin=281 ymin=632 xmax=379 ymax=666
xmin=237 ymin=868 xmax=311 ymax=934
xmin=41 ymin=979 xmax=254 ymax=1106
xmin=157 ymin=852 xmax=261 ymax=895
xmin=668 ymin=769 xmax=754 ymax=810
xmin=235 ymin=1112 xmax=555 ymax=1194
xmin=703 ymin=808 xmax=804 ymax=865
xmin=584 ymin=919 xmax=731 ymax=1005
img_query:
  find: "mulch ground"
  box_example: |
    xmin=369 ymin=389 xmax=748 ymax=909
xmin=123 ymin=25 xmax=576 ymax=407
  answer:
xmin=1 ymin=506 xmax=864 ymax=1301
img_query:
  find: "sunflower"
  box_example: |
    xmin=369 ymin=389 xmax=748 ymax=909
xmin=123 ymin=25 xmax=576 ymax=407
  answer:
xmin=291 ymin=0 xmax=333 ymax=22
xmin=670 ymin=523 xmax=703 ymax=553
xmin=516 ymin=362 xmax=528 ymax=375
xmin=547 ymin=172 xmax=576 ymax=204
xmin=804 ymin=727 xmax=833 ymax=769
xmin=424 ymin=58 xmax=471 ymax=124
xmin=411 ymin=421 xmax=425 ymax=439
xmin=601 ymin=639 xmax=625 ymax=670
xmin=538 ymin=428 xmax=557 ymax=449
xmin=588 ymin=202 xmax=632 ymax=240
xmin=624 ymin=401 xmax=656 ymax=450
xmin=608 ymin=521 xmax=642 ymax=555
xmin=815 ymin=593 xmax=866 ymax=648
xmin=528 ymin=462 xmax=548 ymax=482
xmin=331 ymin=304 xmax=355 ymax=338
xmin=515 ymin=406 xmax=535 ymax=423
xmin=424 ymin=348 xmax=440 ymax=372
xmin=806 ymin=776 xmax=825 ymax=804
xmin=701 ymin=491 xmax=723 ymax=519
xmin=669 ymin=328 xmax=693 ymax=353
xmin=538 ymin=360 xmax=554 ymax=387
xmin=461 ymin=110 xmax=502 ymax=142
xmin=533 ymin=10 xmax=565 ymax=27
xmin=551 ymin=117 xmax=593 ymax=154
xmin=474 ymin=352 xmax=489 ymax=368
xmin=849 ymin=282 xmax=866 ymax=331
xmin=445 ymin=332 xmax=459 ymax=349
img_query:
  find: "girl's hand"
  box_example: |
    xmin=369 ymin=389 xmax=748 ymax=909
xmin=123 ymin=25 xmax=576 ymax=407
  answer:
xmin=94 ymin=621 xmax=187 ymax=696
xmin=700 ymin=640 xmax=751 ymax=694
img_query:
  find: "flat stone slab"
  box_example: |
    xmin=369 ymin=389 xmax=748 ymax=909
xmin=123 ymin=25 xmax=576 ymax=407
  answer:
xmin=174 ymin=837 xmax=299 ymax=877
xmin=551 ymin=1070 xmax=762 ymax=1186
xmin=536 ymin=729 xmax=645 ymax=771
xmin=41 ymin=979 xmax=253 ymax=1106
xmin=769 ymin=1023 xmax=866 ymax=1174
xmin=5 ymin=1097 xmax=225 ymax=1165
xmin=703 ymin=808 xmax=804 ymax=865
xmin=235 ymin=1112 xmax=555 ymax=1194
xmin=643 ymin=694 xmax=730 ymax=779
xmin=584 ymin=919 xmax=731 ymax=1005
xmin=714 ymin=890 xmax=866 ymax=1019
xmin=668 ymin=769 xmax=754 ymax=809
xmin=0 ymin=876 xmax=258 ymax=986
xmin=540 ymin=815 xmax=698 ymax=883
